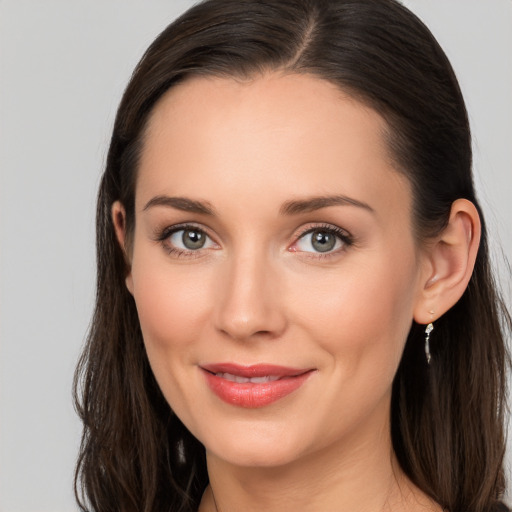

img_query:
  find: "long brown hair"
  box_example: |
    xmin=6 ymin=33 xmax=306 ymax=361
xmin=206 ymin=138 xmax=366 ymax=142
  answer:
xmin=74 ymin=1 xmax=511 ymax=511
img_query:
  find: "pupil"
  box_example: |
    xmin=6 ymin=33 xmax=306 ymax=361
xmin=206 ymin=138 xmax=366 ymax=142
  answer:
xmin=183 ymin=230 xmax=205 ymax=250
xmin=312 ymin=230 xmax=335 ymax=252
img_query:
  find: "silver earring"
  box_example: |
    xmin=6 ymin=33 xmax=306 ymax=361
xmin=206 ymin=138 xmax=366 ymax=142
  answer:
xmin=425 ymin=322 xmax=433 ymax=364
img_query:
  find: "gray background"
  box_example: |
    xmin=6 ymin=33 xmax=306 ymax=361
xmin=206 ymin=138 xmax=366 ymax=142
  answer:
xmin=0 ymin=1 xmax=510 ymax=510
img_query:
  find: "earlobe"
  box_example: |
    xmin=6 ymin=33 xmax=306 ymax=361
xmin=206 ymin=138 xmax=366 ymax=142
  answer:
xmin=413 ymin=199 xmax=481 ymax=324
xmin=111 ymin=201 xmax=134 ymax=295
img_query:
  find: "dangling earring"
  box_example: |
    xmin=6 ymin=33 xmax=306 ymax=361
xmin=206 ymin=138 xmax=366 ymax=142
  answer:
xmin=425 ymin=322 xmax=433 ymax=364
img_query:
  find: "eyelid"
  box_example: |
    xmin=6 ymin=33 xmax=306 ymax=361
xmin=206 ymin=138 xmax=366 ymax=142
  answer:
xmin=154 ymin=222 xmax=213 ymax=241
xmin=289 ymin=223 xmax=354 ymax=255
xmin=294 ymin=223 xmax=352 ymax=240
xmin=154 ymin=222 xmax=219 ymax=257
xmin=153 ymin=221 xmax=353 ymax=259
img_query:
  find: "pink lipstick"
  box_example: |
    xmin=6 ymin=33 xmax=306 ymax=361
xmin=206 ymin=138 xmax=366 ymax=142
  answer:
xmin=200 ymin=363 xmax=314 ymax=408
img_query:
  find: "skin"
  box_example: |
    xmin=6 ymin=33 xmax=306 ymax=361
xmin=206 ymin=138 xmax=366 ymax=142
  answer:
xmin=113 ymin=73 xmax=480 ymax=511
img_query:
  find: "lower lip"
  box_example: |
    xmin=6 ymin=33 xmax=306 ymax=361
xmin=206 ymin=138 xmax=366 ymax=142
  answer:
xmin=202 ymin=370 xmax=313 ymax=408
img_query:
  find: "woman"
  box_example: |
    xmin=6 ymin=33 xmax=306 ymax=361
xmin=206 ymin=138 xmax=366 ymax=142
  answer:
xmin=73 ymin=0 xmax=511 ymax=511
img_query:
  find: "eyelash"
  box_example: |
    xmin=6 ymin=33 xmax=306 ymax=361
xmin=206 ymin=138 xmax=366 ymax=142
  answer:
xmin=155 ymin=223 xmax=215 ymax=259
xmin=154 ymin=222 xmax=354 ymax=259
xmin=293 ymin=224 xmax=354 ymax=259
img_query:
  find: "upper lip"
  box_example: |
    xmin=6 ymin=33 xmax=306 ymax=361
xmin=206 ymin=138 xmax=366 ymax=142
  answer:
xmin=201 ymin=363 xmax=312 ymax=378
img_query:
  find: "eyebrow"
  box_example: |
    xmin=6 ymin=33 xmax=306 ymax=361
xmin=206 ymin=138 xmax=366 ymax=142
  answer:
xmin=279 ymin=195 xmax=375 ymax=215
xmin=142 ymin=193 xmax=374 ymax=216
xmin=143 ymin=196 xmax=216 ymax=215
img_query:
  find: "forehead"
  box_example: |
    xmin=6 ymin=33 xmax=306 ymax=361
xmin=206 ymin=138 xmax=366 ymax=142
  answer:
xmin=137 ymin=73 xmax=411 ymax=222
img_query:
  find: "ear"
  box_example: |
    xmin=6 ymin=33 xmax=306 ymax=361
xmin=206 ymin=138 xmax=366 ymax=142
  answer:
xmin=111 ymin=201 xmax=134 ymax=295
xmin=413 ymin=199 xmax=481 ymax=324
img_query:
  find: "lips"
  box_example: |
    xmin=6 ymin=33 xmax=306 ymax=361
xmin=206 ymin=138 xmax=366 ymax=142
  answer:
xmin=200 ymin=363 xmax=314 ymax=408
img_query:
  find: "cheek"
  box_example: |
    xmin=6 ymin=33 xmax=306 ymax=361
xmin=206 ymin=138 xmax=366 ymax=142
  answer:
xmin=129 ymin=254 xmax=215 ymax=423
xmin=287 ymin=253 xmax=420 ymax=436
xmin=293 ymin=251 xmax=418 ymax=374
xmin=129 ymin=249 xmax=215 ymax=396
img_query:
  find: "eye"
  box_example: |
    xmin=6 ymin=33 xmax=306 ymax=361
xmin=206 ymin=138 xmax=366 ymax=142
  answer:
xmin=157 ymin=224 xmax=217 ymax=256
xmin=169 ymin=228 xmax=213 ymax=250
xmin=293 ymin=226 xmax=352 ymax=254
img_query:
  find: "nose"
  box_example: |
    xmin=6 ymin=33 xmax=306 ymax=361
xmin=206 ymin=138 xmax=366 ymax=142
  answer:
xmin=213 ymin=250 xmax=287 ymax=342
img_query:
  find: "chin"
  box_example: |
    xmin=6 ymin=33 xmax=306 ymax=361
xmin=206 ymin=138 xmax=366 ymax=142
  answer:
xmin=211 ymin=442 xmax=304 ymax=469
xmin=199 ymin=419 xmax=314 ymax=469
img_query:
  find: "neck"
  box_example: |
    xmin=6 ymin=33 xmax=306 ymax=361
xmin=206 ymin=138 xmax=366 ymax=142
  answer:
xmin=199 ymin=419 xmax=437 ymax=512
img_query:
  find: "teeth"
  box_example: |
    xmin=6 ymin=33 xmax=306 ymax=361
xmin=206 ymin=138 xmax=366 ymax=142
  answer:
xmin=216 ymin=372 xmax=281 ymax=383
xmin=250 ymin=376 xmax=279 ymax=383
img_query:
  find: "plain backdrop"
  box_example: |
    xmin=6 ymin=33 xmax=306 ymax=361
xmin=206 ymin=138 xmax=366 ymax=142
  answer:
xmin=0 ymin=1 xmax=510 ymax=511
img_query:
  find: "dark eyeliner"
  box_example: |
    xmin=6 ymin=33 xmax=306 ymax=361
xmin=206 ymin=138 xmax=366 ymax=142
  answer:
xmin=153 ymin=223 xmax=205 ymax=242
xmin=297 ymin=223 xmax=354 ymax=246
xmin=152 ymin=223 xmax=211 ymax=258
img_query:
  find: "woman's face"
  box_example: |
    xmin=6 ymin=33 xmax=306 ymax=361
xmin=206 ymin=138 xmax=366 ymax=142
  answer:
xmin=119 ymin=73 xmax=430 ymax=467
